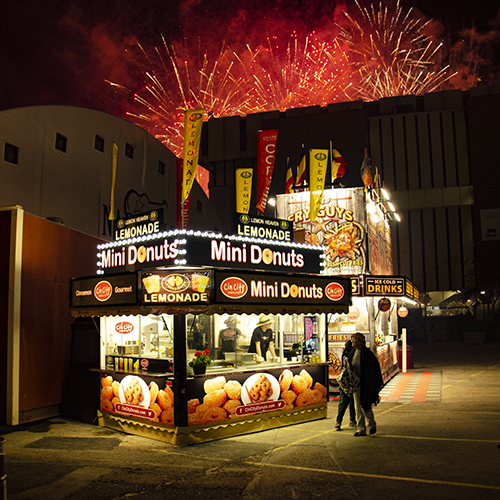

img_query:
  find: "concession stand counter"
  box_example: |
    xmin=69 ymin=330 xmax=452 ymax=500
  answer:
xmin=326 ymin=275 xmax=420 ymax=383
xmin=70 ymin=228 xmax=352 ymax=445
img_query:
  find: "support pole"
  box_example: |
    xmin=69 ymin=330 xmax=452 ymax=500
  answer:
xmin=402 ymin=327 xmax=407 ymax=373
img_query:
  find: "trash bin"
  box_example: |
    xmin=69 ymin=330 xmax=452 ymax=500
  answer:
xmin=397 ymin=345 xmax=413 ymax=369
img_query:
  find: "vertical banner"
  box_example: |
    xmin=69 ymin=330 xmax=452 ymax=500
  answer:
xmin=296 ymin=143 xmax=306 ymax=187
xmin=108 ymin=142 xmax=118 ymax=221
xmin=360 ymin=148 xmax=374 ymax=190
xmin=177 ymin=158 xmax=191 ymax=229
xmin=182 ymin=108 xmax=205 ymax=202
xmin=256 ymin=129 xmax=278 ymax=213
xmin=235 ymin=168 xmax=253 ymax=213
xmin=285 ymin=165 xmax=294 ymax=194
xmin=309 ymin=149 xmax=328 ymax=221
xmin=331 ymin=148 xmax=347 ymax=182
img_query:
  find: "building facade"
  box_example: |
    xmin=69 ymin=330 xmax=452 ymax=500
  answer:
xmin=198 ymin=86 xmax=500 ymax=305
xmin=0 ymin=105 xmax=223 ymax=238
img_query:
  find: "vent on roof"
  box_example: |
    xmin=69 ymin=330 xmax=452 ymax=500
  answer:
xmin=4 ymin=143 xmax=19 ymax=164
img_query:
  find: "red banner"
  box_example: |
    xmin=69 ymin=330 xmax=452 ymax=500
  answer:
xmin=256 ymin=130 xmax=278 ymax=213
xmin=177 ymin=158 xmax=191 ymax=229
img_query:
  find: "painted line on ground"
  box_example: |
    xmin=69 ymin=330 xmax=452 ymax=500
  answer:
xmin=244 ymin=461 xmax=500 ymax=491
xmin=381 ymin=434 xmax=500 ymax=444
xmin=412 ymin=371 xmax=432 ymax=402
xmin=382 ymin=372 xmax=414 ymax=401
xmin=376 ymin=403 xmax=410 ymax=415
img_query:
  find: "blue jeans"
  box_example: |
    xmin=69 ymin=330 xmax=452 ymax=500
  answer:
xmin=336 ymin=388 xmax=356 ymax=424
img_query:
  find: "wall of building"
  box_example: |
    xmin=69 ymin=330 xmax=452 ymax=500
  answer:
xmin=366 ymin=91 xmax=474 ymax=293
xmin=0 ymin=209 xmax=104 ymax=425
xmin=466 ymin=87 xmax=500 ymax=287
xmin=0 ymin=105 xmax=223 ymax=239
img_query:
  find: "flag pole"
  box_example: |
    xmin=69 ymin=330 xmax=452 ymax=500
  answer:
xmin=329 ymin=140 xmax=333 ymax=186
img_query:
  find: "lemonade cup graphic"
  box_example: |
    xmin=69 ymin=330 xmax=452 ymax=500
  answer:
xmin=192 ymin=273 xmax=209 ymax=292
xmin=142 ymin=275 xmax=160 ymax=293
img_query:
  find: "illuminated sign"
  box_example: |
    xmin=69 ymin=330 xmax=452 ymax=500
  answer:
xmin=234 ymin=213 xmax=293 ymax=242
xmin=141 ymin=270 xmax=211 ymax=305
xmin=70 ymin=273 xmax=138 ymax=307
xmin=214 ymin=270 xmax=351 ymax=307
xmin=114 ymin=210 xmax=164 ymax=241
xmin=364 ymin=276 xmax=419 ymax=301
xmin=365 ymin=277 xmax=405 ymax=296
xmin=97 ymin=230 xmax=324 ymax=275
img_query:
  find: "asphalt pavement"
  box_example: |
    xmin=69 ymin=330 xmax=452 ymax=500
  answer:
xmin=1 ymin=341 xmax=500 ymax=500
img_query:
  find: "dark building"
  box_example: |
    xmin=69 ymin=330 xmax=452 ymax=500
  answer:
xmin=199 ymin=85 xmax=500 ymax=308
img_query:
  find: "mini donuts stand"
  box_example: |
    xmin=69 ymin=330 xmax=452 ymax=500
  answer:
xmin=70 ymin=221 xmax=352 ymax=446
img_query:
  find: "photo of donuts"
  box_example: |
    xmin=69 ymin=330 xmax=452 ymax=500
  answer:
xmin=119 ymin=375 xmax=151 ymax=409
xmin=241 ymin=373 xmax=279 ymax=405
xmin=100 ymin=374 xmax=174 ymax=425
xmin=187 ymin=376 xmax=243 ymax=426
xmin=187 ymin=368 xmax=328 ymax=426
xmin=277 ymin=368 xmax=327 ymax=409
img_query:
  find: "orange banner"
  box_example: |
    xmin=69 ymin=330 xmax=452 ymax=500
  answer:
xmin=256 ymin=130 xmax=278 ymax=212
xmin=182 ymin=108 xmax=205 ymax=202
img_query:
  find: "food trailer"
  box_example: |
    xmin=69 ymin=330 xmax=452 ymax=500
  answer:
xmin=326 ymin=274 xmax=419 ymax=383
xmin=275 ymin=187 xmax=420 ymax=384
xmin=70 ymin=227 xmax=352 ymax=445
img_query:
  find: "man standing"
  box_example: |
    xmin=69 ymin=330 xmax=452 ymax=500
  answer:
xmin=219 ymin=316 xmax=242 ymax=355
xmin=248 ymin=315 xmax=277 ymax=362
xmin=349 ymin=332 xmax=384 ymax=436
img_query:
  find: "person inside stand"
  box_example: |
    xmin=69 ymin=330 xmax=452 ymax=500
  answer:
xmin=335 ymin=339 xmax=356 ymax=430
xmin=248 ymin=315 xmax=278 ymax=362
xmin=218 ymin=316 xmax=242 ymax=356
xmin=349 ymin=332 xmax=384 ymax=437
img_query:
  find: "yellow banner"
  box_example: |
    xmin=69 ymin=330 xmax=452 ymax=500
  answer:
xmin=182 ymin=108 xmax=205 ymax=202
xmin=235 ymin=168 xmax=253 ymax=213
xmin=108 ymin=142 xmax=118 ymax=221
xmin=309 ymin=149 xmax=328 ymax=221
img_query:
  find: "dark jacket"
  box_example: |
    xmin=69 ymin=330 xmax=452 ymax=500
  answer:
xmin=348 ymin=346 xmax=384 ymax=411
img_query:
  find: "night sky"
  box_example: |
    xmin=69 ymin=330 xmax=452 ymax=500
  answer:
xmin=1 ymin=0 xmax=499 ymax=116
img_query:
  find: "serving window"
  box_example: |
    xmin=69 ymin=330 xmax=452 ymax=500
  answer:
xmin=187 ymin=313 xmax=327 ymax=372
xmin=100 ymin=312 xmax=328 ymax=375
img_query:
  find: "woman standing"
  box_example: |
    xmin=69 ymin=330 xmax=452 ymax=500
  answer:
xmin=349 ymin=332 xmax=384 ymax=436
xmin=335 ymin=339 xmax=356 ymax=430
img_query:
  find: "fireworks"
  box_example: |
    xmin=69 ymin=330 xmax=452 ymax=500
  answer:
xmin=107 ymin=1 xmax=463 ymax=154
xmin=337 ymin=0 xmax=457 ymax=99
xmin=107 ymin=37 xmax=252 ymax=155
xmin=235 ymin=33 xmax=354 ymax=110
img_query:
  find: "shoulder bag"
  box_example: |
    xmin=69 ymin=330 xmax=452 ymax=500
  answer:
xmin=337 ymin=363 xmax=360 ymax=397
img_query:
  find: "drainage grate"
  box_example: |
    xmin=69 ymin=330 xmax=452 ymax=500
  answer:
xmin=25 ymin=437 xmax=122 ymax=450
